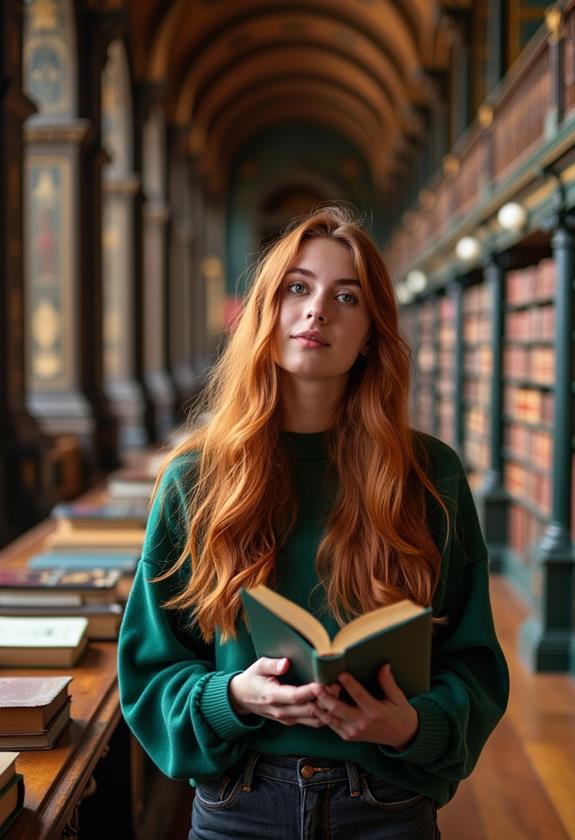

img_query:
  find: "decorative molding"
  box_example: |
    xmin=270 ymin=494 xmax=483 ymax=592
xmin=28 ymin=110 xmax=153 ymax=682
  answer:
xmin=25 ymin=117 xmax=91 ymax=144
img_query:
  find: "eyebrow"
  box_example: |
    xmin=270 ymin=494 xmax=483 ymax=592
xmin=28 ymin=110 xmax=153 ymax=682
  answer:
xmin=285 ymin=267 xmax=361 ymax=286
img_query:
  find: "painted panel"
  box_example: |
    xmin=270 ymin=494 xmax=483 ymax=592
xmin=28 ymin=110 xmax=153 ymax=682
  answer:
xmin=23 ymin=0 xmax=76 ymax=116
xmin=25 ymin=157 xmax=73 ymax=390
xmin=102 ymin=195 xmax=134 ymax=380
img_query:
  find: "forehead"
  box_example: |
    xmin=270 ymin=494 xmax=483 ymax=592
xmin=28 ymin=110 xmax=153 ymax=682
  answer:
xmin=289 ymin=236 xmax=356 ymax=276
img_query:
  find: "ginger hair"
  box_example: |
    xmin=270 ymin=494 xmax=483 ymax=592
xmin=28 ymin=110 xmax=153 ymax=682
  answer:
xmin=153 ymin=205 xmax=449 ymax=641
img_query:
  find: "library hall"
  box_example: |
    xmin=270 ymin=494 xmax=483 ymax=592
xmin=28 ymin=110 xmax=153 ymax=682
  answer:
xmin=1 ymin=0 xmax=575 ymax=838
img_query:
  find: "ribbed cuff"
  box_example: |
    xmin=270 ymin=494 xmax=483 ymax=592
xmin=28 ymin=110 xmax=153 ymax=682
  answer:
xmin=378 ymin=696 xmax=450 ymax=766
xmin=199 ymin=671 xmax=265 ymax=742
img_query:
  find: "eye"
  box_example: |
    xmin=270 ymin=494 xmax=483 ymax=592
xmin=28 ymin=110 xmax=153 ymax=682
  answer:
xmin=286 ymin=281 xmax=308 ymax=295
xmin=336 ymin=291 xmax=359 ymax=305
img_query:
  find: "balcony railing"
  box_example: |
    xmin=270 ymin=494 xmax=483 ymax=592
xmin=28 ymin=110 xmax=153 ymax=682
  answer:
xmin=387 ymin=0 xmax=575 ymax=278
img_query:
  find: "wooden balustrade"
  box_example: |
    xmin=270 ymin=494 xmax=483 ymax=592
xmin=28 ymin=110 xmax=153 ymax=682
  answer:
xmin=493 ymin=41 xmax=550 ymax=183
xmin=387 ymin=0 xmax=575 ymax=279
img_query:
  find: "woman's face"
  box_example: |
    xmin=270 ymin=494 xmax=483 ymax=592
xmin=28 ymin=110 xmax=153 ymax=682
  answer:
xmin=272 ymin=237 xmax=372 ymax=385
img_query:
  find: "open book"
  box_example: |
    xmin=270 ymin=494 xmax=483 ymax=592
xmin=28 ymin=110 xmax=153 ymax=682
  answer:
xmin=240 ymin=585 xmax=431 ymax=698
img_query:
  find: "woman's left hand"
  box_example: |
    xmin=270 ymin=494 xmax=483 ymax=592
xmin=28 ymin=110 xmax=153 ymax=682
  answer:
xmin=312 ymin=663 xmax=419 ymax=750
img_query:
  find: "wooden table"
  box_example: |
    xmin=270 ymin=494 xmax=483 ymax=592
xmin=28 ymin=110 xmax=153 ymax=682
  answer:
xmin=0 ymin=502 xmax=184 ymax=839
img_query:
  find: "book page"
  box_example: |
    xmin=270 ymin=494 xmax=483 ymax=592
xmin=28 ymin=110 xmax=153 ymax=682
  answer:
xmin=331 ymin=600 xmax=425 ymax=653
xmin=0 ymin=617 xmax=88 ymax=648
xmin=246 ymin=586 xmax=332 ymax=654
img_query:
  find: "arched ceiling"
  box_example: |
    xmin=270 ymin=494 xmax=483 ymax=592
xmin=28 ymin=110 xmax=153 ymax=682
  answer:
xmin=127 ymin=0 xmax=450 ymax=190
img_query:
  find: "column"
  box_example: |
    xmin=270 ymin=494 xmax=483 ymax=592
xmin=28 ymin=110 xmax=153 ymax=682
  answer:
xmin=519 ymin=215 xmax=575 ymax=671
xmin=476 ymin=254 xmax=507 ymax=571
xmin=136 ymin=86 xmax=175 ymax=440
xmin=0 ymin=0 xmax=53 ymax=544
xmin=448 ymin=276 xmax=465 ymax=458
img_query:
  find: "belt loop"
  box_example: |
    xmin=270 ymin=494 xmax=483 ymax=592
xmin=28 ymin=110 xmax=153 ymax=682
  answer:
xmin=241 ymin=752 xmax=260 ymax=793
xmin=345 ymin=761 xmax=361 ymax=797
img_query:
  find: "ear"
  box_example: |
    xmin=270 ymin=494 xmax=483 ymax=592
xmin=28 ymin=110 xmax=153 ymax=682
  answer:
xmin=359 ymin=342 xmax=370 ymax=360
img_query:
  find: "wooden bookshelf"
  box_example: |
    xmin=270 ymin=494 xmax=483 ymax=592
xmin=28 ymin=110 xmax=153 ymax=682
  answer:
xmin=462 ymin=281 xmax=492 ymax=490
xmin=502 ymin=259 xmax=555 ymax=572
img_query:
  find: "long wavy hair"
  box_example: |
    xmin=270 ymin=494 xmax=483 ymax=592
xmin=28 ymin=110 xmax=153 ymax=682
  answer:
xmin=153 ymin=205 xmax=450 ymax=642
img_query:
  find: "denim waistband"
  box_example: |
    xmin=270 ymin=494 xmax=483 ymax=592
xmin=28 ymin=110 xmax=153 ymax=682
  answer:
xmin=239 ymin=752 xmax=363 ymax=797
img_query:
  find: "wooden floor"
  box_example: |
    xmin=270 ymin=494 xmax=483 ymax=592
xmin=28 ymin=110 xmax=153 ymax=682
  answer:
xmin=438 ymin=575 xmax=575 ymax=840
xmin=170 ymin=575 xmax=575 ymax=840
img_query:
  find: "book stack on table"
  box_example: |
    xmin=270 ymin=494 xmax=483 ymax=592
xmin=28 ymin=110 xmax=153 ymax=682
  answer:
xmin=0 ymin=677 xmax=72 ymax=750
xmin=26 ymin=499 xmax=147 ymax=578
xmin=0 ymin=568 xmax=125 ymax=641
xmin=0 ymin=753 xmax=24 ymax=838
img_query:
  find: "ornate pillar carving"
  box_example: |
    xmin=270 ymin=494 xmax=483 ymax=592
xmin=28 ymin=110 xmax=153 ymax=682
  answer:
xmin=0 ymin=0 xmax=53 ymax=544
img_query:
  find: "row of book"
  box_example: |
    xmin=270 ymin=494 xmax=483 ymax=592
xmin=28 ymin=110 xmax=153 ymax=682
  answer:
xmin=0 ymin=461 xmax=156 ymax=667
xmin=0 ymin=430 xmax=190 ymax=837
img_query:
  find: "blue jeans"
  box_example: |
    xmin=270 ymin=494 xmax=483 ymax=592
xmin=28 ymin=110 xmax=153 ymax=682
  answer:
xmin=189 ymin=752 xmax=440 ymax=839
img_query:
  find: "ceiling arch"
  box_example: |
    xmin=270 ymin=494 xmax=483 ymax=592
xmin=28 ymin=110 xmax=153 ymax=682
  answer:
xmin=187 ymin=47 xmax=395 ymax=155
xmin=202 ymin=102 xmax=384 ymax=193
xmin=202 ymin=79 xmax=381 ymax=177
xmin=127 ymin=0 xmax=443 ymax=189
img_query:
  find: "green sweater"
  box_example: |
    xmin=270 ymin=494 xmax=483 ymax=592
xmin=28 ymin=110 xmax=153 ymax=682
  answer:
xmin=117 ymin=431 xmax=509 ymax=806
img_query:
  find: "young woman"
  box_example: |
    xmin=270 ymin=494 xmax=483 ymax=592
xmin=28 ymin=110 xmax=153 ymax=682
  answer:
xmin=118 ymin=206 xmax=509 ymax=840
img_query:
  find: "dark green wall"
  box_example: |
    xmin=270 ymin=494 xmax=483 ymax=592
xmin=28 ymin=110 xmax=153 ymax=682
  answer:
xmin=226 ymin=123 xmax=381 ymax=297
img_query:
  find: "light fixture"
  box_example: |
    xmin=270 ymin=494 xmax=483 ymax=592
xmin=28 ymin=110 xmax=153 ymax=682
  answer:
xmin=455 ymin=235 xmax=481 ymax=261
xmin=396 ymin=284 xmax=412 ymax=305
xmin=405 ymin=269 xmax=428 ymax=294
xmin=497 ymin=201 xmax=527 ymax=232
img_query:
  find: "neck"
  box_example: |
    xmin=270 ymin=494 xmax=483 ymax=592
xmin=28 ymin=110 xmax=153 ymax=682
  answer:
xmin=279 ymin=371 xmax=347 ymax=432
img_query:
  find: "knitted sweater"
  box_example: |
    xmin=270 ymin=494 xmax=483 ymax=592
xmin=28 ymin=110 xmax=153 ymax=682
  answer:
xmin=117 ymin=431 xmax=509 ymax=806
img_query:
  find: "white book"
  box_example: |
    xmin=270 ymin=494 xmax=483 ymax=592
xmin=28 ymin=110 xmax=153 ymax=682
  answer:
xmin=0 ymin=616 xmax=88 ymax=648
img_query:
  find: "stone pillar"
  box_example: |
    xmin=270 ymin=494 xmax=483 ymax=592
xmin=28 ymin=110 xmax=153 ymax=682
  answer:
xmin=476 ymin=254 xmax=507 ymax=571
xmin=134 ymin=85 xmax=175 ymax=441
xmin=448 ymin=276 xmax=465 ymax=458
xmin=167 ymin=124 xmax=199 ymax=406
xmin=485 ymin=0 xmax=508 ymax=92
xmin=0 ymin=0 xmax=53 ymax=544
xmin=519 ymin=214 xmax=575 ymax=671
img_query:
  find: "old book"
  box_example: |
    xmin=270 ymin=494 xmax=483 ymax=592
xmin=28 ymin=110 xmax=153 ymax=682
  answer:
xmin=0 ymin=773 xmax=24 ymax=837
xmin=0 ymin=701 xmax=71 ymax=750
xmin=0 ymin=616 xmax=88 ymax=667
xmin=28 ymin=551 xmax=139 ymax=573
xmin=0 ymin=603 xmax=123 ymax=640
xmin=240 ymin=585 xmax=431 ymax=698
xmin=52 ymin=501 xmax=149 ymax=529
xmin=0 ymin=568 xmax=122 ymax=606
xmin=107 ymin=468 xmax=156 ymax=500
xmin=45 ymin=524 xmax=145 ymax=551
xmin=0 ymin=755 xmax=18 ymax=793
xmin=0 ymin=677 xmax=71 ymax=734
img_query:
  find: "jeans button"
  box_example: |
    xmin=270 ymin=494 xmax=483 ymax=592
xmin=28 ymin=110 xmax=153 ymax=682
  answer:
xmin=300 ymin=764 xmax=314 ymax=779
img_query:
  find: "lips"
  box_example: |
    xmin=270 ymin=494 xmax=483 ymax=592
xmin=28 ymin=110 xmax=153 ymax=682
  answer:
xmin=292 ymin=331 xmax=329 ymax=346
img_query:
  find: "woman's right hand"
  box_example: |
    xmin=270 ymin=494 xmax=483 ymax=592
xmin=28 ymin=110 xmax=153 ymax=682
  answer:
xmin=229 ymin=657 xmax=340 ymax=727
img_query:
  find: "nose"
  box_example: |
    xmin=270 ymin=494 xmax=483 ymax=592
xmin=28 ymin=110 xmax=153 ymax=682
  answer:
xmin=305 ymin=295 xmax=326 ymax=322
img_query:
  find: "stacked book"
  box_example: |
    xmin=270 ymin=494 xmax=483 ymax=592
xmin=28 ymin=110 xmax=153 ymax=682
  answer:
xmin=0 ymin=616 xmax=88 ymax=667
xmin=0 ymin=676 xmax=72 ymax=750
xmin=0 ymin=753 xmax=24 ymax=838
xmin=28 ymin=500 xmax=148 ymax=575
xmin=107 ymin=466 xmax=158 ymax=504
xmin=0 ymin=568 xmax=124 ymax=641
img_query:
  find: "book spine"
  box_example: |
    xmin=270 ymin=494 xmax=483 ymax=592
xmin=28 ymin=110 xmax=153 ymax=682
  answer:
xmin=313 ymin=654 xmax=346 ymax=685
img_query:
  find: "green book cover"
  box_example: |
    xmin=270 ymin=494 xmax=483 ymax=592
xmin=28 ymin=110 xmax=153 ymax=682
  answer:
xmin=240 ymin=586 xmax=431 ymax=698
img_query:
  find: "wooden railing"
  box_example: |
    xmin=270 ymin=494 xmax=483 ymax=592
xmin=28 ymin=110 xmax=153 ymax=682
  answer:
xmin=387 ymin=0 xmax=575 ymax=278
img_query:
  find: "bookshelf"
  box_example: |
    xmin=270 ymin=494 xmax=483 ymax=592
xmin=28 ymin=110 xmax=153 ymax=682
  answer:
xmin=437 ymin=292 xmax=456 ymax=447
xmin=502 ymin=258 xmax=555 ymax=592
xmin=462 ymin=281 xmax=492 ymax=490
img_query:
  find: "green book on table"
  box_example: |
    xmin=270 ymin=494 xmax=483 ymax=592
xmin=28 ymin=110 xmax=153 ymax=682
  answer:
xmin=240 ymin=585 xmax=431 ymax=698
